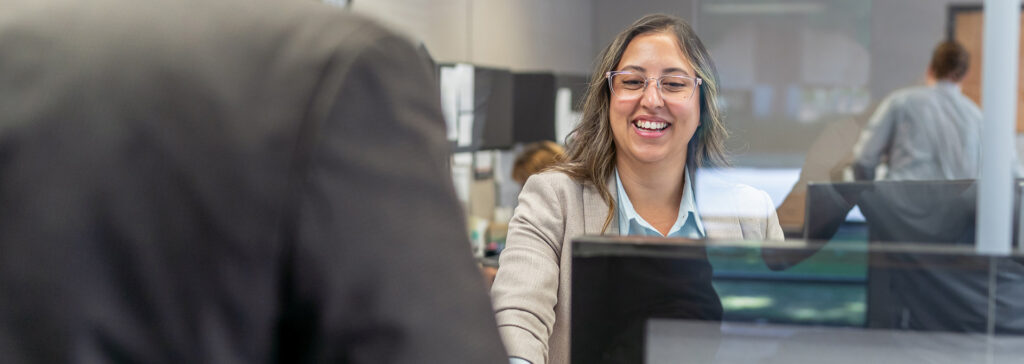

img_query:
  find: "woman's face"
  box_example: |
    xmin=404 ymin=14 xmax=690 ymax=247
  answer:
xmin=608 ymin=31 xmax=700 ymax=171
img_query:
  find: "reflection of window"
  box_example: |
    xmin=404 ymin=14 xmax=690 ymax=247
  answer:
xmin=698 ymin=0 xmax=872 ymax=158
xmin=322 ymin=0 xmax=350 ymax=9
xmin=797 ymin=86 xmax=871 ymax=122
xmin=701 ymin=0 xmax=870 ymax=123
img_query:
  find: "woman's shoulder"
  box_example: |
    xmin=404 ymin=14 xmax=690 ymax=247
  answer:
xmin=519 ymin=171 xmax=592 ymax=207
xmin=526 ymin=170 xmax=574 ymax=183
xmin=522 ymin=170 xmax=581 ymax=191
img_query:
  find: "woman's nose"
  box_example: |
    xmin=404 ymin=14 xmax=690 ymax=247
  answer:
xmin=640 ymin=79 xmax=665 ymax=108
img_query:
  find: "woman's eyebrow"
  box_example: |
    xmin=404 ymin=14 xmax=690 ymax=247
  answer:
xmin=663 ymin=67 xmax=690 ymax=75
xmin=618 ymin=65 xmax=692 ymax=76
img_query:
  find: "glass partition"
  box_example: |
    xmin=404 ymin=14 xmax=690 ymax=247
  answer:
xmin=571 ymin=236 xmax=1024 ymax=364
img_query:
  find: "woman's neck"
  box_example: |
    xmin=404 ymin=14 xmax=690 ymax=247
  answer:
xmin=616 ymin=156 xmax=687 ymax=217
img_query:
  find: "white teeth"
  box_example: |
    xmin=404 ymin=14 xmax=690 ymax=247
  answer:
xmin=636 ymin=120 xmax=667 ymax=130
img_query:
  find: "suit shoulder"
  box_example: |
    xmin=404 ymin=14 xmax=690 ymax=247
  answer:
xmin=520 ymin=171 xmax=585 ymax=199
xmin=527 ymin=170 xmax=575 ymax=184
xmin=887 ymin=86 xmax=940 ymax=105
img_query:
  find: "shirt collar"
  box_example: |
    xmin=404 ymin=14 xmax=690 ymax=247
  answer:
xmin=934 ymin=80 xmax=961 ymax=93
xmin=615 ymin=168 xmax=705 ymax=237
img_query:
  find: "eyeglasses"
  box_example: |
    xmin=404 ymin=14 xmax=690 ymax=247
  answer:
xmin=605 ymin=71 xmax=702 ymax=101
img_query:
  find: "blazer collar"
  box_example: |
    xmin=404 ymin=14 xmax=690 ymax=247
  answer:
xmin=577 ymin=170 xmax=748 ymax=240
xmin=580 ymin=170 xmax=748 ymax=240
xmin=582 ymin=174 xmax=619 ymax=236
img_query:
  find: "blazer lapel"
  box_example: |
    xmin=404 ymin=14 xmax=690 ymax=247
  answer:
xmin=582 ymin=175 xmax=618 ymax=236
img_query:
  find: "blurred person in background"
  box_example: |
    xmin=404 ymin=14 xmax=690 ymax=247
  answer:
xmin=852 ymin=41 xmax=987 ymax=181
xmin=480 ymin=141 xmax=566 ymax=287
xmin=0 ymin=0 xmax=506 ymax=362
xmin=511 ymin=141 xmax=566 ymax=186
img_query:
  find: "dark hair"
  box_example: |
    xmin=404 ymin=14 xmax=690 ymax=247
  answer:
xmin=929 ymin=41 xmax=969 ymax=82
xmin=550 ymin=13 xmax=728 ymax=233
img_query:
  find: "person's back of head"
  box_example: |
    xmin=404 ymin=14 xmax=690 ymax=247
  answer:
xmin=928 ymin=41 xmax=970 ymax=83
xmin=512 ymin=141 xmax=565 ymax=185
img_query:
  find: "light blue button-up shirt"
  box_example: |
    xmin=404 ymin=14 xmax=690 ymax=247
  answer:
xmin=615 ymin=168 xmax=705 ymax=238
xmin=853 ymin=81 xmax=983 ymax=181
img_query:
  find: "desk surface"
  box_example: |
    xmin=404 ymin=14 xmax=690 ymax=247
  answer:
xmin=648 ymin=319 xmax=1024 ymax=364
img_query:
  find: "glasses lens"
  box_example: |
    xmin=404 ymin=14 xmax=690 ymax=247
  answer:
xmin=660 ymin=75 xmax=695 ymax=97
xmin=611 ymin=73 xmax=646 ymax=95
xmin=610 ymin=73 xmax=699 ymax=100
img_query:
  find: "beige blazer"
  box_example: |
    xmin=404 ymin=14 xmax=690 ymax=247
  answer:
xmin=491 ymin=171 xmax=784 ymax=364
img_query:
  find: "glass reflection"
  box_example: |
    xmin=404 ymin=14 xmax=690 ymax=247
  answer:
xmin=571 ymin=237 xmax=1024 ymax=364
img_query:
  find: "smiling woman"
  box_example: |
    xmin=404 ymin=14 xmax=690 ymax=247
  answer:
xmin=608 ymin=31 xmax=704 ymax=234
xmin=489 ymin=14 xmax=784 ymax=364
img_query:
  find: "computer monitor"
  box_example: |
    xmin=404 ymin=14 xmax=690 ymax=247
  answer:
xmin=437 ymin=63 xmax=515 ymax=150
xmin=511 ymin=73 xmax=556 ymax=143
xmin=555 ymin=74 xmax=588 ymax=112
xmin=571 ymin=238 xmax=722 ymax=364
xmin=473 ymin=66 xmax=514 ymax=149
xmin=805 ymin=180 xmax=1024 ymax=245
xmin=804 ymin=180 xmax=977 ymax=243
xmin=803 ymin=180 xmax=1024 ymax=333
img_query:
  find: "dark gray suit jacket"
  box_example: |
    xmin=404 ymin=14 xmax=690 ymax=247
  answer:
xmin=0 ymin=0 xmax=506 ymax=362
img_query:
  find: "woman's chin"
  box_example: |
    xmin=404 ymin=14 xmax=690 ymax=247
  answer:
xmin=622 ymin=152 xmax=680 ymax=167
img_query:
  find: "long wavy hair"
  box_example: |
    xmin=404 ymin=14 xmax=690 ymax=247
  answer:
xmin=550 ymin=13 xmax=729 ymax=233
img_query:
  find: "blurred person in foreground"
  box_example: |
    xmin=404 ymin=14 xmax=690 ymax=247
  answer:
xmin=0 ymin=0 xmax=506 ymax=362
xmin=852 ymin=41 xmax=984 ymax=181
xmin=490 ymin=14 xmax=783 ymax=364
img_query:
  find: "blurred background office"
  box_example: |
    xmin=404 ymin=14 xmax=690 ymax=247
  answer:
xmin=339 ymin=0 xmax=1022 ymax=245
xmin=342 ymin=1 xmax=1024 ymax=363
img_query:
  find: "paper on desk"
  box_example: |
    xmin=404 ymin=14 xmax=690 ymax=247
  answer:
xmin=455 ymin=63 xmax=474 ymax=113
xmin=457 ymin=114 xmax=474 ymax=147
xmin=451 ymin=152 xmax=473 ymax=209
xmin=555 ymin=87 xmax=581 ymax=144
xmin=440 ymin=66 xmax=459 ymax=141
xmin=474 ymin=150 xmax=493 ymax=175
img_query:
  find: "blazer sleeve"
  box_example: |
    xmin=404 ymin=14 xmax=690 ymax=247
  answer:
xmin=491 ymin=173 xmax=568 ymax=364
xmin=760 ymin=189 xmax=785 ymax=241
xmin=281 ymin=28 xmax=506 ymax=363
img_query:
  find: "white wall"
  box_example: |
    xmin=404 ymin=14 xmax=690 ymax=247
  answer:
xmin=592 ymin=0 xmax=697 ymax=54
xmin=351 ymin=0 xmax=593 ymax=74
xmin=350 ymin=0 xmax=983 ymax=105
xmin=592 ymin=0 xmax=979 ymax=103
xmin=590 ymin=0 xmax=988 ymax=166
xmin=351 ymin=0 xmax=971 ymax=98
xmin=350 ymin=0 xmax=470 ymax=62
xmin=869 ymin=0 xmax=979 ymax=98
xmin=351 ymin=0 xmax=999 ymax=164
xmin=471 ymin=1 xmax=594 ymax=73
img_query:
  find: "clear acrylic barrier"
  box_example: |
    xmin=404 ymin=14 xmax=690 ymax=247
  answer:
xmin=571 ymin=237 xmax=1024 ymax=364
